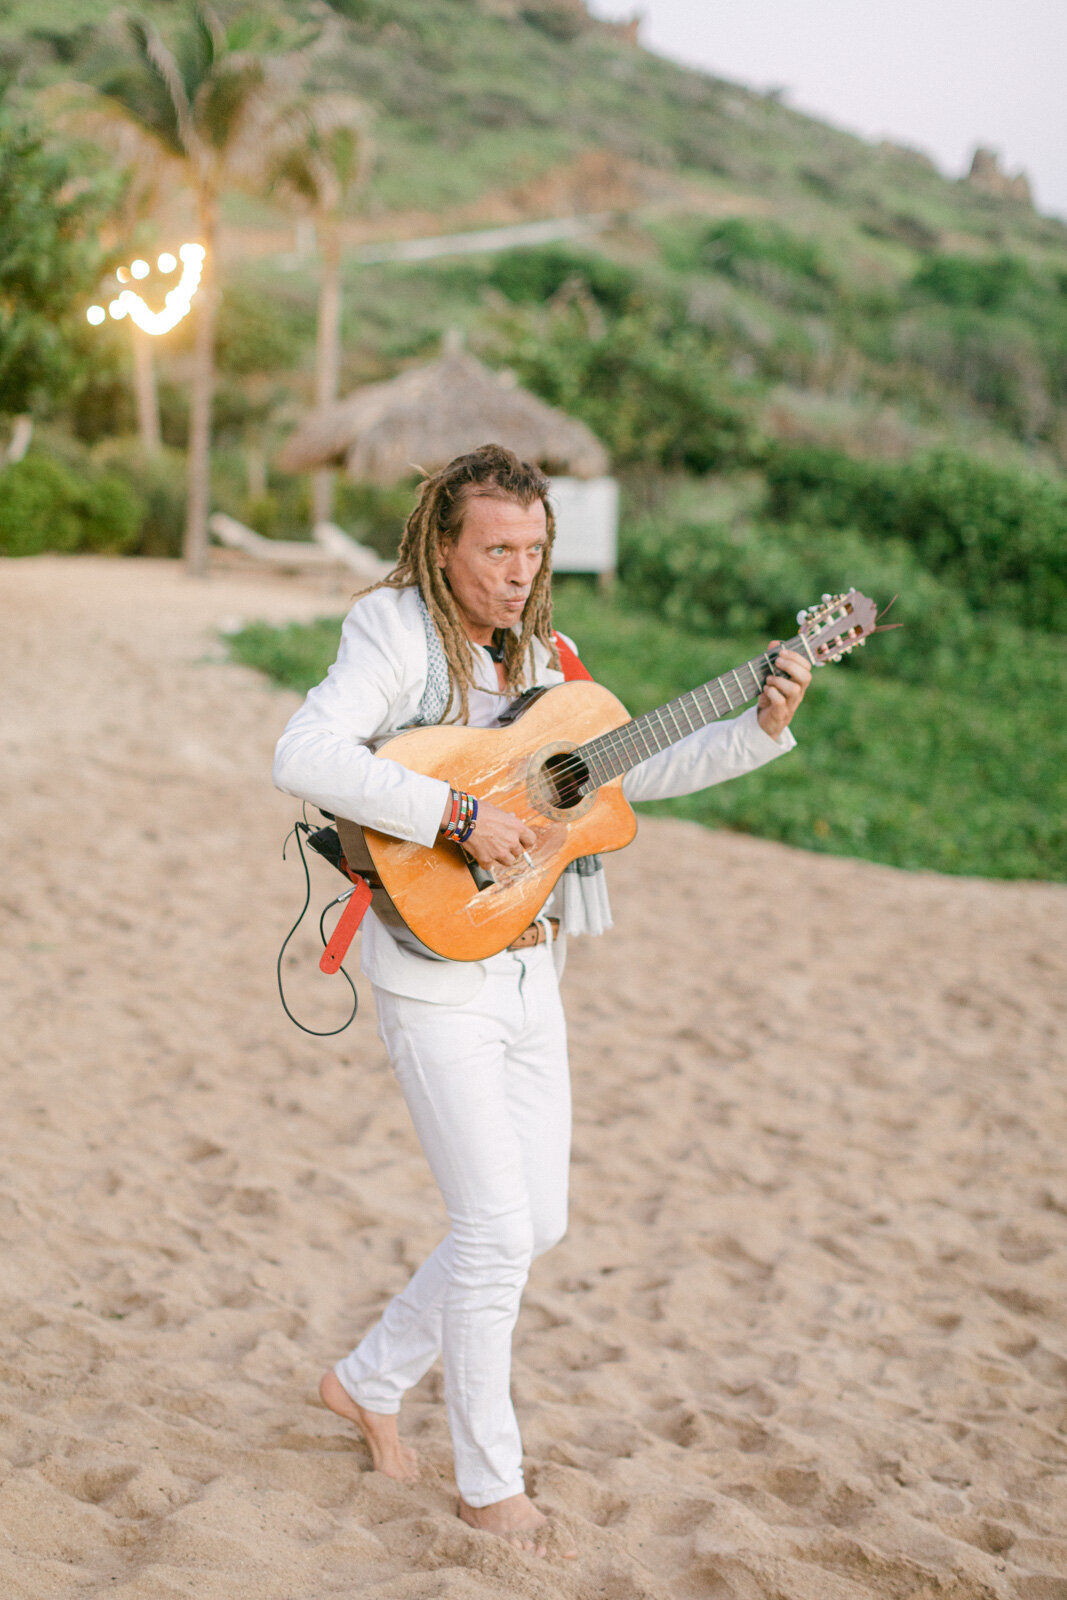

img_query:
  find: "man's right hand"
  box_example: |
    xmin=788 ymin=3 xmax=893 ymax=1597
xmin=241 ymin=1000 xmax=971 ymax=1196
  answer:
xmin=441 ymin=795 xmax=536 ymax=872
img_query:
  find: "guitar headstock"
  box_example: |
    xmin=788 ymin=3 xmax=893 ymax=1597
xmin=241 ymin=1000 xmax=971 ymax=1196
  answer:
xmin=796 ymin=590 xmax=878 ymax=664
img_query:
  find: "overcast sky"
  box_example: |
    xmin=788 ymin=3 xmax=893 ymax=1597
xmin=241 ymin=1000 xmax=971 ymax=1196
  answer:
xmin=587 ymin=0 xmax=1067 ymax=220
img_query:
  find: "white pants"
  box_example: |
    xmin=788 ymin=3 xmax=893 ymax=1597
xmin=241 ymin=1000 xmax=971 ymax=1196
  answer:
xmin=334 ymin=945 xmax=571 ymax=1506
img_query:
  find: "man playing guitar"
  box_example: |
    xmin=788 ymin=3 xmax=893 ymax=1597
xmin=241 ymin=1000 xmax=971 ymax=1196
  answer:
xmin=273 ymin=443 xmax=810 ymax=1556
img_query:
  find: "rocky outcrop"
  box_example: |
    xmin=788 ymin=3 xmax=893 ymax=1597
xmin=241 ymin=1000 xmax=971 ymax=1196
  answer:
xmin=965 ymin=146 xmax=1032 ymax=205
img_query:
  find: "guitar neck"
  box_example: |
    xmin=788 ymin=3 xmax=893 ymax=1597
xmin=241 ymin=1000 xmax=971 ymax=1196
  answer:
xmin=575 ymin=635 xmax=809 ymax=787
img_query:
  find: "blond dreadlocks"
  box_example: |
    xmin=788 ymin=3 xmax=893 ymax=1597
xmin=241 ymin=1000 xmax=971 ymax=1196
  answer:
xmin=373 ymin=443 xmax=559 ymax=724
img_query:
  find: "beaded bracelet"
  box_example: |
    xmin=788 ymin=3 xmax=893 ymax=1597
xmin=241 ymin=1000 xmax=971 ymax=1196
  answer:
xmin=440 ymin=789 xmax=479 ymax=845
xmin=440 ymin=788 xmax=465 ymax=839
xmin=456 ymin=795 xmax=478 ymax=844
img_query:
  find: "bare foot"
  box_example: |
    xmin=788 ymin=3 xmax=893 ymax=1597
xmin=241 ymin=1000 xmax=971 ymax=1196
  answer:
xmin=319 ymin=1371 xmax=419 ymax=1485
xmin=459 ymin=1492 xmax=577 ymax=1560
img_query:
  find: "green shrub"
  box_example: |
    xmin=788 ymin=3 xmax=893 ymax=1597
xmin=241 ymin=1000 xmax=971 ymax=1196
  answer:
xmin=618 ymin=511 xmax=973 ymax=683
xmin=216 ymin=283 xmax=308 ymax=376
xmin=228 ymin=616 xmax=348 ymax=693
xmin=895 ymin=307 xmax=1051 ymax=439
xmin=240 ymin=489 xmax=308 ymax=541
xmin=93 ymin=439 xmax=186 ymax=557
xmin=0 ymin=90 xmax=119 ymax=416
xmin=488 ymin=245 xmax=641 ymax=316
xmin=519 ymin=2 xmax=586 ymax=42
xmin=333 ymin=479 xmax=412 ymax=559
xmin=79 ymin=472 xmax=145 ymax=552
xmin=0 ymin=453 xmax=143 ymax=556
xmin=910 ymin=252 xmax=1029 ymax=311
xmin=699 ymin=219 xmax=836 ymax=309
xmin=68 ymin=339 xmax=137 ymax=443
xmin=0 ymin=455 xmax=83 ymax=554
xmin=702 ymin=219 xmax=833 ymax=284
xmin=495 ymin=306 xmax=756 ymax=472
xmin=858 ymin=208 xmax=939 ymax=251
xmin=763 ymin=444 xmax=1067 ymax=630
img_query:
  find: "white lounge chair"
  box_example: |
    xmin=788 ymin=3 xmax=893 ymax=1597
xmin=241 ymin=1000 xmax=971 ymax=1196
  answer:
xmin=209 ymin=513 xmax=333 ymax=569
xmin=312 ymin=521 xmax=392 ymax=582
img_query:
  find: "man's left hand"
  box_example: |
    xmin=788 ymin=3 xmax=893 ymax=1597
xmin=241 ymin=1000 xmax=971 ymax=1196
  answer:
xmin=757 ymin=642 xmax=812 ymax=741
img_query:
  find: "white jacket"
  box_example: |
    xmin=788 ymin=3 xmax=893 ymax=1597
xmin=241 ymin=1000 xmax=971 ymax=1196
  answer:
xmin=273 ymin=584 xmax=794 ymax=1000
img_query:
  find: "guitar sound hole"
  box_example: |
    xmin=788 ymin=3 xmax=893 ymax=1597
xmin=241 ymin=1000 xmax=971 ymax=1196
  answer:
xmin=544 ymin=751 xmax=590 ymax=810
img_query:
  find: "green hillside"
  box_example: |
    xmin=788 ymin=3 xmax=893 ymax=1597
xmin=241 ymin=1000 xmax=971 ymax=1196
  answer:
xmin=2 ymin=0 xmax=1065 ymax=878
xmin=5 ymin=0 xmax=1066 ymax=476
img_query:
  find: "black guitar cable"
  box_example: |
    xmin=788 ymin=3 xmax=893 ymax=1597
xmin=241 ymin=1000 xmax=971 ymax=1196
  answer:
xmin=277 ymin=820 xmax=359 ymax=1036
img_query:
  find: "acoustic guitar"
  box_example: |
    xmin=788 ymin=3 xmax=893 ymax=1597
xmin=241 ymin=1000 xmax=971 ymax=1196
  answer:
xmin=334 ymin=590 xmax=878 ymax=962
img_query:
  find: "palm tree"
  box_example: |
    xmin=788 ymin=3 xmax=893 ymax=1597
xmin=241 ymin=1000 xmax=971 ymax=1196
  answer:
xmin=270 ymin=96 xmax=371 ymax=527
xmin=108 ymin=159 xmax=166 ymax=454
xmin=93 ymin=7 xmax=291 ymax=574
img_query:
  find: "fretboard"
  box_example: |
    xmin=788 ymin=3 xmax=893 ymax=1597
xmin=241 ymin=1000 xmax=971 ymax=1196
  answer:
xmin=576 ymin=636 xmax=804 ymax=790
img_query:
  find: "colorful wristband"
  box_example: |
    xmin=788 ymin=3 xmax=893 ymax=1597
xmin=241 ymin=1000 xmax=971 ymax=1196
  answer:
xmin=440 ymin=789 xmax=478 ymax=844
xmin=456 ymin=796 xmax=478 ymax=844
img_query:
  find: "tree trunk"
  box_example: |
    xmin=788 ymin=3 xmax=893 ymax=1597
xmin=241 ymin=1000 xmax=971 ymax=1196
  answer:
xmin=5 ymin=415 xmax=33 ymax=464
xmin=312 ymin=219 xmax=343 ymax=530
xmin=311 ymin=470 xmax=335 ymax=527
xmin=245 ymin=438 xmax=268 ymax=499
xmin=184 ymin=200 xmax=219 ymax=577
xmin=132 ymin=327 xmax=162 ymax=453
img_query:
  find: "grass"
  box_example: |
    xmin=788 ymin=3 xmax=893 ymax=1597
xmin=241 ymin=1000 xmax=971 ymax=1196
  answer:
xmin=230 ymin=579 xmax=1065 ymax=883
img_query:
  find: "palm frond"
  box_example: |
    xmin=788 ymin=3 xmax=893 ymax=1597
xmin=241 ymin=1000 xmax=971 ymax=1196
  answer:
xmin=194 ymin=56 xmax=266 ymax=155
xmin=270 ymin=143 xmax=322 ymax=209
xmin=88 ymin=18 xmax=188 ymax=158
xmin=45 ymin=82 xmax=187 ymax=238
xmin=322 ymin=123 xmax=362 ymax=196
xmin=176 ymin=5 xmax=219 ymax=105
xmin=267 ymin=90 xmax=372 ymax=218
xmin=138 ymin=18 xmax=199 ymax=158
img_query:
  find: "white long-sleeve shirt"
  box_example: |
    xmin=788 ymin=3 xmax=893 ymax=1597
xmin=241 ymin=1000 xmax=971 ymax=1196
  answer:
xmin=273 ymin=584 xmax=794 ymax=999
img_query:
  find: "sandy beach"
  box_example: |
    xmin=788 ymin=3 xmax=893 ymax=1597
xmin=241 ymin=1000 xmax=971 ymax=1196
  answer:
xmin=2 ymin=553 xmax=1066 ymax=1600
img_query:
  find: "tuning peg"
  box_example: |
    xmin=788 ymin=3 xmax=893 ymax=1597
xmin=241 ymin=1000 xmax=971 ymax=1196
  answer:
xmin=821 ymin=593 xmax=832 ymax=602
xmin=797 ymin=609 xmax=809 ymax=624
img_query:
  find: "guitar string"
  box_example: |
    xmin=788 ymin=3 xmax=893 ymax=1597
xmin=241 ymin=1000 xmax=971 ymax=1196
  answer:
xmin=469 ymin=651 xmax=781 ymax=812
xmin=456 ymin=686 xmax=744 ymax=816
xmin=458 ymin=650 xmax=784 ymax=817
xmin=562 ymin=629 xmax=838 ymax=787
xmin=455 ymin=620 xmax=855 ymax=819
xmin=431 ymin=617 xmax=857 ymax=848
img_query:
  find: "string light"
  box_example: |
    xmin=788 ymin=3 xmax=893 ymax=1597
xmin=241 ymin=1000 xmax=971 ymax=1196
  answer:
xmin=86 ymin=305 xmax=106 ymax=326
xmin=93 ymin=243 xmax=206 ymax=337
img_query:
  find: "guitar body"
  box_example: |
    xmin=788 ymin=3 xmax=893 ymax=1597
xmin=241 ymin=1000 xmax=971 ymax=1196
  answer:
xmin=335 ymin=680 xmax=637 ymax=962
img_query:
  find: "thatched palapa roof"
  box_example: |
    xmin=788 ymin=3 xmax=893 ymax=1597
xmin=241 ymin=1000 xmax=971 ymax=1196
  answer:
xmin=278 ymin=345 xmax=609 ymax=483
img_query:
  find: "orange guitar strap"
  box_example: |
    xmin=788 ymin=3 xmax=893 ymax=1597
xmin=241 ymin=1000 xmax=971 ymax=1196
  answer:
xmin=553 ymin=632 xmax=593 ymax=682
xmin=319 ymin=865 xmax=373 ymax=974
